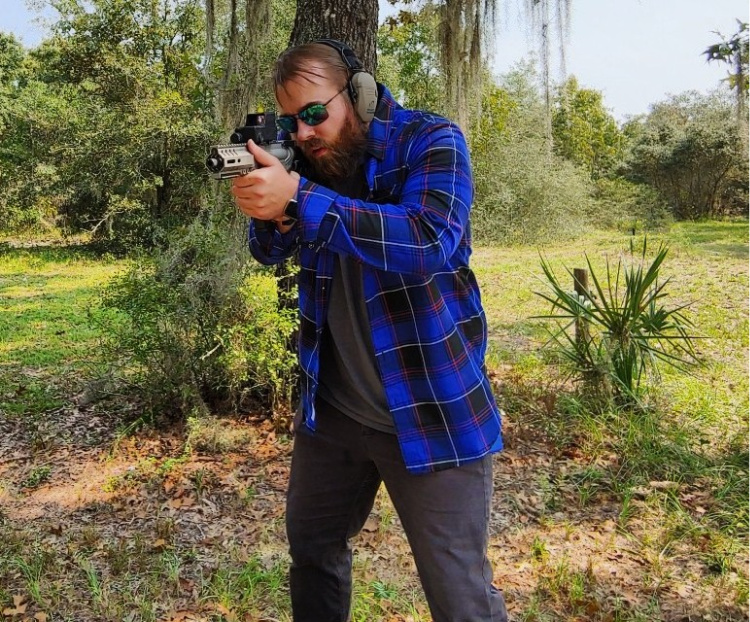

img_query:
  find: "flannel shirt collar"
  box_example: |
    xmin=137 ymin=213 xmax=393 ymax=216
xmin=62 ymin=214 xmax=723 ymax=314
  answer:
xmin=365 ymin=84 xmax=399 ymax=162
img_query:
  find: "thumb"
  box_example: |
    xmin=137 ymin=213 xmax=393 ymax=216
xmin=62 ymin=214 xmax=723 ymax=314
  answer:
xmin=246 ymin=139 xmax=280 ymax=168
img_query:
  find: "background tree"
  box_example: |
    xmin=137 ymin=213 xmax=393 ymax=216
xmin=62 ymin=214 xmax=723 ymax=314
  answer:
xmin=382 ymin=0 xmax=571 ymax=132
xmin=289 ymin=0 xmax=378 ymax=65
xmin=22 ymin=0 xmax=215 ymax=247
xmin=378 ymin=5 xmax=445 ymax=113
xmin=0 ymin=34 xmax=93 ymax=233
xmin=552 ymin=76 xmax=625 ymax=179
xmin=522 ymin=0 xmax=571 ymax=144
xmin=624 ymin=90 xmax=747 ymax=220
xmin=0 ymin=32 xmax=34 ymax=230
xmin=436 ymin=0 xmax=496 ymax=129
xmin=470 ymin=62 xmax=593 ymax=243
xmin=704 ymin=20 xmax=749 ymax=128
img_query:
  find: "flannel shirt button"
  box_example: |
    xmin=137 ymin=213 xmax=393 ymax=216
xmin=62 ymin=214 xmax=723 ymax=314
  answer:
xmin=307 ymin=243 xmax=316 ymax=249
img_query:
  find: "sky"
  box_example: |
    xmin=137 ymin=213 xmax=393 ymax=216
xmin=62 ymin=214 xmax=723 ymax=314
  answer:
xmin=1 ymin=0 xmax=748 ymax=122
xmin=486 ymin=0 xmax=749 ymax=120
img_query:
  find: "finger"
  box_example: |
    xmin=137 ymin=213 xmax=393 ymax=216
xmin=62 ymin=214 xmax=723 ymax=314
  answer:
xmin=232 ymin=174 xmax=256 ymax=189
xmin=247 ymin=140 xmax=281 ymax=168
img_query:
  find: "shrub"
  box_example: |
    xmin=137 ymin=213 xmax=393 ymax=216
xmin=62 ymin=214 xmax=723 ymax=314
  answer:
xmin=590 ymin=177 xmax=672 ymax=232
xmin=623 ymin=90 xmax=748 ymax=220
xmin=472 ymin=135 xmax=594 ymax=245
xmin=470 ymin=64 xmax=594 ymax=245
xmin=93 ymin=209 xmax=298 ymax=422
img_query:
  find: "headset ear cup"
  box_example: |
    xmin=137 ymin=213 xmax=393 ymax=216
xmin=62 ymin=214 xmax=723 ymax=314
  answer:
xmin=350 ymin=71 xmax=378 ymax=123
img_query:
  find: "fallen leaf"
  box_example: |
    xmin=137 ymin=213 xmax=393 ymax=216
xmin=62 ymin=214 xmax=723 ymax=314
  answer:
xmin=179 ymin=577 xmax=196 ymax=592
xmin=2 ymin=594 xmax=27 ymax=616
xmin=649 ymin=480 xmax=679 ymax=491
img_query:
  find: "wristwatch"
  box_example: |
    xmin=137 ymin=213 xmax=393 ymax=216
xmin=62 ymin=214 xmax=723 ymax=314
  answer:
xmin=281 ymin=171 xmax=300 ymax=228
xmin=281 ymin=196 xmax=298 ymax=227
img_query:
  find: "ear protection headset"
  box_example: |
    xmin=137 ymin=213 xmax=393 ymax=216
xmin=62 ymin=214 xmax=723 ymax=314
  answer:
xmin=314 ymin=38 xmax=378 ymax=123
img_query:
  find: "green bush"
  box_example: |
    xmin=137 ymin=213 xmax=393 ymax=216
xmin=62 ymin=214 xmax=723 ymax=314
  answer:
xmin=94 ymin=209 xmax=298 ymax=421
xmin=623 ymin=90 xmax=748 ymax=220
xmin=472 ymin=135 xmax=594 ymax=244
xmin=590 ymin=177 xmax=672 ymax=232
xmin=470 ymin=64 xmax=595 ymax=245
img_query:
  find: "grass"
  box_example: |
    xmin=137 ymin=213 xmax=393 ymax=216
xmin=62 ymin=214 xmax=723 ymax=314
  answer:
xmin=0 ymin=243 xmax=127 ymax=418
xmin=0 ymin=221 xmax=747 ymax=620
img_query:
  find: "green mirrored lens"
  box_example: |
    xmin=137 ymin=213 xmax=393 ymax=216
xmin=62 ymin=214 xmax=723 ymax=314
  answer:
xmin=276 ymin=116 xmax=297 ymax=133
xmin=299 ymin=104 xmax=328 ymax=126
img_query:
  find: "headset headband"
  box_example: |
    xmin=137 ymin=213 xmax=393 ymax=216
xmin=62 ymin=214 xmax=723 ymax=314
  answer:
xmin=314 ymin=38 xmax=365 ymax=73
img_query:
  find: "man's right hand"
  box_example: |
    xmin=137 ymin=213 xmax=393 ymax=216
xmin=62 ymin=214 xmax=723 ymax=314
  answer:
xmin=232 ymin=140 xmax=300 ymax=224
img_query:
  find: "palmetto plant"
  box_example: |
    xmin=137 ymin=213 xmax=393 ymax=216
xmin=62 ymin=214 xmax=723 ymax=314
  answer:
xmin=535 ymin=239 xmax=700 ymax=405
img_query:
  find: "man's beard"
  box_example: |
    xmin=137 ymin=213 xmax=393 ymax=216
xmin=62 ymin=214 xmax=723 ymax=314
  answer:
xmin=300 ymin=112 xmax=368 ymax=182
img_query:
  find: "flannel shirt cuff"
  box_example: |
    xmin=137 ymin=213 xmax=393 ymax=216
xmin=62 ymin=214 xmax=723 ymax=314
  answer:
xmin=248 ymin=218 xmax=298 ymax=260
xmin=297 ymin=176 xmax=338 ymax=244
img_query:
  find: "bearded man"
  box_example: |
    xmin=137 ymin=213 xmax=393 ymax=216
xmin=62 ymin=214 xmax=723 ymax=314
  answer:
xmin=232 ymin=40 xmax=508 ymax=622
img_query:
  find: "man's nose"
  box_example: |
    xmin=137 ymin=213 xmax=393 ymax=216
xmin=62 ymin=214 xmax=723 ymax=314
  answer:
xmin=295 ymin=121 xmax=316 ymax=142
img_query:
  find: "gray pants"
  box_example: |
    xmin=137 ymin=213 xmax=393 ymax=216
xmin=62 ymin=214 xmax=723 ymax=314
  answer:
xmin=286 ymin=400 xmax=508 ymax=622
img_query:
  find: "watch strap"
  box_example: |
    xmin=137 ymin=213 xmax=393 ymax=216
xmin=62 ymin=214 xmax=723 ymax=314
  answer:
xmin=281 ymin=171 xmax=301 ymax=227
xmin=281 ymin=197 xmax=298 ymax=227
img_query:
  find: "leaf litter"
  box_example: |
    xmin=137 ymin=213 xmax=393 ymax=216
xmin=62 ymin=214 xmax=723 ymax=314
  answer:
xmin=0 ymin=394 xmax=747 ymax=621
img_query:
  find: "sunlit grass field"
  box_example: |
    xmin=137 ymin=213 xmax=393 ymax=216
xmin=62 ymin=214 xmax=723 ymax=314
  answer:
xmin=0 ymin=244 xmax=128 ymax=418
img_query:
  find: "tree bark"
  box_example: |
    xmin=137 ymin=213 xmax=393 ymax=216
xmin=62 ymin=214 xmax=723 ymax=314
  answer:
xmin=289 ymin=0 xmax=378 ymax=73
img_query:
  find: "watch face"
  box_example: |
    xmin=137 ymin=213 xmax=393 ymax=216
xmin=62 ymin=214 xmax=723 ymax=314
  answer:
xmin=284 ymin=198 xmax=299 ymax=220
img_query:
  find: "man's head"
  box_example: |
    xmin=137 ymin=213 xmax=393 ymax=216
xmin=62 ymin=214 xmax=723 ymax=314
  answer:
xmin=272 ymin=42 xmax=371 ymax=180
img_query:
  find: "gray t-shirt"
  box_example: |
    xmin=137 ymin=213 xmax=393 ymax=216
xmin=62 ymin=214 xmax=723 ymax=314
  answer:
xmin=315 ymin=164 xmax=395 ymax=433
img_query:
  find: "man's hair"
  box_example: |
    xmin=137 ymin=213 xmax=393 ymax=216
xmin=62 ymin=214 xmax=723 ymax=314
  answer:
xmin=272 ymin=43 xmax=350 ymax=96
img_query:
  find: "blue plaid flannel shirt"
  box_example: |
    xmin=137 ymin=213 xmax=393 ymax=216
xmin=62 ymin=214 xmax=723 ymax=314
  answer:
xmin=248 ymin=85 xmax=503 ymax=473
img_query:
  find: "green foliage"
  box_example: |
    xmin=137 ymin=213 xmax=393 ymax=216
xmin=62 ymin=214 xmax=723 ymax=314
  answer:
xmin=552 ymin=76 xmax=625 ymax=179
xmin=470 ymin=63 xmax=594 ymax=244
xmin=377 ymin=6 xmax=446 ymax=114
xmin=704 ymin=20 xmax=749 ymax=97
xmin=0 ymin=0 xmax=298 ymax=247
xmin=50 ymin=0 xmax=213 ymax=243
xmin=623 ymin=90 xmax=748 ymax=220
xmin=591 ymin=177 xmax=671 ymax=232
xmin=21 ymin=466 xmax=52 ymax=489
xmin=95 ymin=210 xmax=298 ymax=420
xmin=0 ymin=32 xmax=24 ymax=83
xmin=0 ymin=0 xmax=215 ymax=246
xmin=0 ymin=36 xmax=61 ymax=232
xmin=535 ymin=239 xmax=700 ymax=406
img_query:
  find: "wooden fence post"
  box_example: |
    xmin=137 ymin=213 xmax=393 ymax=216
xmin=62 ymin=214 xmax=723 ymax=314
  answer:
xmin=574 ymin=268 xmax=590 ymax=346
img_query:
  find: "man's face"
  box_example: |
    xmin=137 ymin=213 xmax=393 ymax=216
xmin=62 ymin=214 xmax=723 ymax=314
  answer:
xmin=276 ymin=67 xmax=367 ymax=180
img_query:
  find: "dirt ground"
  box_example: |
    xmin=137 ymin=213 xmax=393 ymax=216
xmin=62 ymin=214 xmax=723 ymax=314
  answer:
xmin=1 ymin=383 xmax=747 ymax=622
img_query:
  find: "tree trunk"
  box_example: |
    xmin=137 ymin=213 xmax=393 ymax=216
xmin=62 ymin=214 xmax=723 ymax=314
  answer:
xmin=289 ymin=0 xmax=378 ymax=73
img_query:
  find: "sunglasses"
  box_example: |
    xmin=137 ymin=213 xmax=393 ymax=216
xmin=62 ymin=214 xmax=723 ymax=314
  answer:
xmin=276 ymin=86 xmax=347 ymax=133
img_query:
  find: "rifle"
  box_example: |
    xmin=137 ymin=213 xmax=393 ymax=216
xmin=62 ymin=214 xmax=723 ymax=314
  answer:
xmin=206 ymin=112 xmax=296 ymax=180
